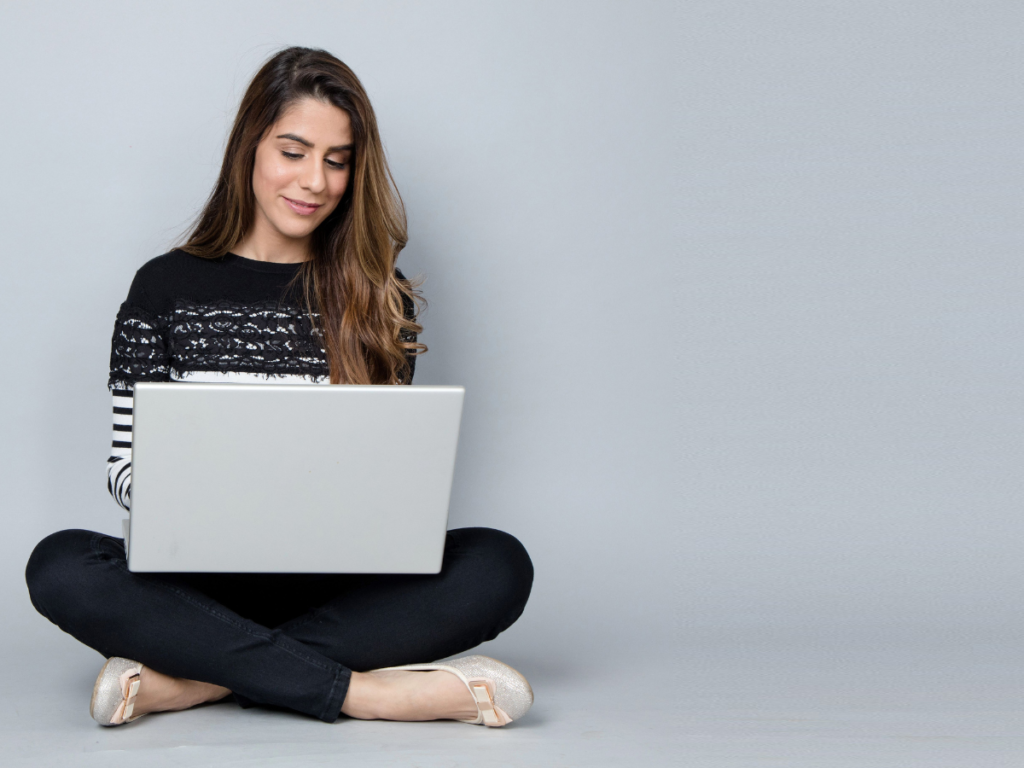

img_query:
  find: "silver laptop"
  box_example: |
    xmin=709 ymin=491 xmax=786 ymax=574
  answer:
xmin=126 ymin=382 xmax=464 ymax=573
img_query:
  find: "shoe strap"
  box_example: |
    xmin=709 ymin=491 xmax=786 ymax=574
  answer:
xmin=468 ymin=681 xmax=500 ymax=726
xmin=122 ymin=674 xmax=142 ymax=721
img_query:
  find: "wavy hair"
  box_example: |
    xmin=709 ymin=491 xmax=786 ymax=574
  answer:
xmin=180 ymin=46 xmax=424 ymax=384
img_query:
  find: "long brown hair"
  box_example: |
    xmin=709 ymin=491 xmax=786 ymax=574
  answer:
xmin=181 ymin=46 xmax=424 ymax=384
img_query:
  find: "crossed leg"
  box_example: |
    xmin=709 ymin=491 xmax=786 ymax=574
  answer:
xmin=26 ymin=527 xmax=533 ymax=722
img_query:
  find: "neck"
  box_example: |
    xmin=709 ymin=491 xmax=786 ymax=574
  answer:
xmin=233 ymin=215 xmax=310 ymax=264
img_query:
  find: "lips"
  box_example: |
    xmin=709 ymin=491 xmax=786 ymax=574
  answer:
xmin=283 ymin=196 xmax=322 ymax=216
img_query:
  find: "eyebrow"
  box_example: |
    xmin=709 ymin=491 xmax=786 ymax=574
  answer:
xmin=276 ymin=133 xmax=353 ymax=152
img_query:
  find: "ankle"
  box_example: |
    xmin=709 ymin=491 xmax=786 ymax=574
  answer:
xmin=340 ymin=669 xmax=479 ymax=723
xmin=341 ymin=671 xmax=386 ymax=720
xmin=134 ymin=670 xmax=229 ymax=716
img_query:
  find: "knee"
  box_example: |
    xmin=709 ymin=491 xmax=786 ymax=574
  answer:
xmin=25 ymin=529 xmax=97 ymax=620
xmin=450 ymin=527 xmax=534 ymax=618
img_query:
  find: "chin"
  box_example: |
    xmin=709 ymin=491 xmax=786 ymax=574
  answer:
xmin=274 ymin=218 xmax=322 ymax=240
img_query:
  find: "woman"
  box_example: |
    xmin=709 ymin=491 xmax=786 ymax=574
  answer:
xmin=24 ymin=47 xmax=534 ymax=728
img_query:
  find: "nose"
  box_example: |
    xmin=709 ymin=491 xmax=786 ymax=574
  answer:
xmin=298 ymin=156 xmax=327 ymax=194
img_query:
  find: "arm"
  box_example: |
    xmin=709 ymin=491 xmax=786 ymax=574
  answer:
xmin=107 ymin=387 xmax=135 ymax=511
xmin=106 ymin=301 xmax=170 ymax=512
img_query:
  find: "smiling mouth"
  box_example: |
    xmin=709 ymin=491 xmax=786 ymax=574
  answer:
xmin=283 ymin=196 xmax=322 ymax=215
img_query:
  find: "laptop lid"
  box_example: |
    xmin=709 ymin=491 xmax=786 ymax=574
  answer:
xmin=127 ymin=383 xmax=464 ymax=573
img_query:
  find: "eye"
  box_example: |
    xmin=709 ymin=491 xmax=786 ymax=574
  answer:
xmin=326 ymin=159 xmax=347 ymax=170
xmin=281 ymin=151 xmax=303 ymax=160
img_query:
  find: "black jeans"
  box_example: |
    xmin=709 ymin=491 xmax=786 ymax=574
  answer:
xmin=25 ymin=527 xmax=532 ymax=722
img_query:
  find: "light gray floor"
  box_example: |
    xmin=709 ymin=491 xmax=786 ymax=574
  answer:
xmin=1 ymin=627 xmax=676 ymax=768
xmin=4 ymin=628 xmax=1024 ymax=767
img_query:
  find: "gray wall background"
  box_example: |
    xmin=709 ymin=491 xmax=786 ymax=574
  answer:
xmin=1 ymin=0 xmax=1020 ymax=685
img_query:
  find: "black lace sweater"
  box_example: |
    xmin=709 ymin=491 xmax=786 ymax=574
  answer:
xmin=107 ymin=250 xmax=416 ymax=511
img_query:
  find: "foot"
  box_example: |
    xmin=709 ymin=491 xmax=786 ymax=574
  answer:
xmin=117 ymin=667 xmax=231 ymax=722
xmin=341 ymin=669 xmax=480 ymax=722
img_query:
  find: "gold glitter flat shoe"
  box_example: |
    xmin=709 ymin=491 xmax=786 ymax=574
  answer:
xmin=90 ymin=657 xmax=145 ymax=726
xmin=378 ymin=654 xmax=533 ymax=726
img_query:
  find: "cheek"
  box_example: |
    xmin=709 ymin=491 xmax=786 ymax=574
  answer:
xmin=328 ymin=172 xmax=350 ymax=202
xmin=253 ymin=153 xmax=294 ymax=200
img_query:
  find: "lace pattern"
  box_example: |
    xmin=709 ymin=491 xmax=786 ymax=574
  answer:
xmin=108 ymin=304 xmax=170 ymax=389
xmin=170 ymin=299 xmax=329 ymax=381
xmin=108 ymin=299 xmax=330 ymax=389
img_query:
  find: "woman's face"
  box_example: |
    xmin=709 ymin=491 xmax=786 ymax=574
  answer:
xmin=250 ymin=97 xmax=354 ymax=245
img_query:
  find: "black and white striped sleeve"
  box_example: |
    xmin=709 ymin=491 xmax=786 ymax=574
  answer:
xmin=107 ymin=387 xmax=135 ymax=511
xmin=106 ymin=302 xmax=170 ymax=512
